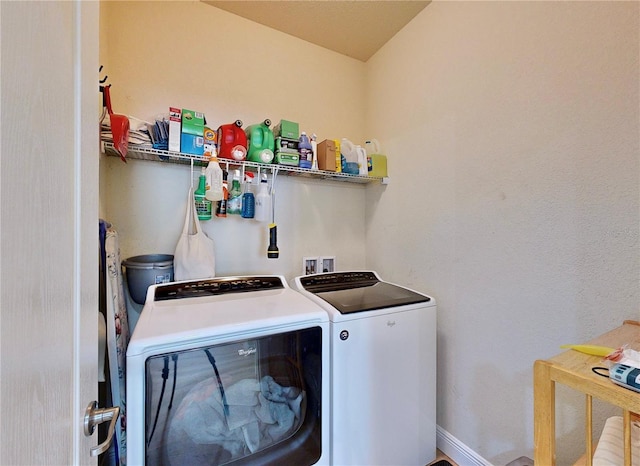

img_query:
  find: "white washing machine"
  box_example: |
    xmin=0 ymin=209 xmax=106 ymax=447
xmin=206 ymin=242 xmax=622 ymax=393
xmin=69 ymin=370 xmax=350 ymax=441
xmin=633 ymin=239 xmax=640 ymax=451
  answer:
xmin=293 ymin=271 xmax=437 ymax=466
xmin=126 ymin=275 xmax=330 ymax=466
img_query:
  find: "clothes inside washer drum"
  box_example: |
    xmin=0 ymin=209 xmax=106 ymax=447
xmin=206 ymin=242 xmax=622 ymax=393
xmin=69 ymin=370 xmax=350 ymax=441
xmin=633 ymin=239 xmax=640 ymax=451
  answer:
xmin=165 ymin=375 xmax=304 ymax=465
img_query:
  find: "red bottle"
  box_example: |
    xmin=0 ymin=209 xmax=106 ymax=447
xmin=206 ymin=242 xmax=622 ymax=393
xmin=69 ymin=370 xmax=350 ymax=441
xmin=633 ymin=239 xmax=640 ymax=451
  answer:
xmin=217 ymin=120 xmax=247 ymax=161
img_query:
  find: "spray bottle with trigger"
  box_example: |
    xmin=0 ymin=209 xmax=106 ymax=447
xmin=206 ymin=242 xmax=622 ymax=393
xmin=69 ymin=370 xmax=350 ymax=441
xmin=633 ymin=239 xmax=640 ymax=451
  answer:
xmin=311 ymin=133 xmax=318 ymax=170
xmin=254 ymin=172 xmax=271 ymax=222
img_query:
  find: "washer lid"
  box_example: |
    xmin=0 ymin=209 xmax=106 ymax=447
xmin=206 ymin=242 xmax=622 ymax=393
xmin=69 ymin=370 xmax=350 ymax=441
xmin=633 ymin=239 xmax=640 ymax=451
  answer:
xmin=298 ymin=272 xmax=430 ymax=314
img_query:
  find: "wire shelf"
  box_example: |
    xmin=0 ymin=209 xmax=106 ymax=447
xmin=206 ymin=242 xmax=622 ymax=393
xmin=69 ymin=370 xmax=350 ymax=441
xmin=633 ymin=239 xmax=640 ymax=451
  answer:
xmin=102 ymin=142 xmax=385 ymax=185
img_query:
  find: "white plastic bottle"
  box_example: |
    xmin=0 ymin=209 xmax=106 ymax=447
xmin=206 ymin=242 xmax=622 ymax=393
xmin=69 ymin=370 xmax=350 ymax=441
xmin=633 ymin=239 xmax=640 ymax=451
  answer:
xmin=254 ymin=173 xmax=271 ymax=222
xmin=311 ymin=133 xmax=318 ymax=170
xmin=356 ymin=145 xmax=368 ymax=176
xmin=204 ymin=148 xmax=224 ymax=201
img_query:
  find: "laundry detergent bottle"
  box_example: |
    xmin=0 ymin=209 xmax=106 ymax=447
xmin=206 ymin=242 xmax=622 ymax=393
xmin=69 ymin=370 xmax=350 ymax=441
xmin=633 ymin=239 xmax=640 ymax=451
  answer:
xmin=298 ymin=132 xmax=312 ymax=169
xmin=245 ymin=119 xmax=275 ymax=164
xmin=217 ymin=120 xmax=247 ymax=161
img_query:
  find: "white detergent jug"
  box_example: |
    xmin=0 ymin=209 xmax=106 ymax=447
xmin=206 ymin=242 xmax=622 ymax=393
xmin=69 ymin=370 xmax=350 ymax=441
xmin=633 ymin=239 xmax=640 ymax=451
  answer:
xmin=356 ymin=145 xmax=368 ymax=176
xmin=340 ymin=138 xmax=358 ymax=163
xmin=365 ymin=139 xmax=381 ymax=155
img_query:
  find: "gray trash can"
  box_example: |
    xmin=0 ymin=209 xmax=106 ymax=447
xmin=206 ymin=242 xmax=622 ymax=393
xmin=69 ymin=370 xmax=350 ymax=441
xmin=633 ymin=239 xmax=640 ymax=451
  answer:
xmin=122 ymin=254 xmax=174 ymax=305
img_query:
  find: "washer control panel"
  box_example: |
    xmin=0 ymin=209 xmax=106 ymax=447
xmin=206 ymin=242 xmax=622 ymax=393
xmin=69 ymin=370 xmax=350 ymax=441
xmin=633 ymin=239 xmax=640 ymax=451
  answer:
xmin=154 ymin=276 xmax=284 ymax=301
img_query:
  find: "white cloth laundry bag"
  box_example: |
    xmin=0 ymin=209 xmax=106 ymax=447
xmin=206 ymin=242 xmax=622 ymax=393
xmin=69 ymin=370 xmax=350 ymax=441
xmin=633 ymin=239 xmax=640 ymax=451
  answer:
xmin=174 ymin=187 xmax=216 ymax=281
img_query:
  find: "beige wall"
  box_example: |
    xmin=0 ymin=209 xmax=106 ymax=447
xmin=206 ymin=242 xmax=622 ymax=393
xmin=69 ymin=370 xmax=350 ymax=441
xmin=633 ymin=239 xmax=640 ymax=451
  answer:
xmin=100 ymin=1 xmax=369 ymax=280
xmin=366 ymin=1 xmax=639 ymax=463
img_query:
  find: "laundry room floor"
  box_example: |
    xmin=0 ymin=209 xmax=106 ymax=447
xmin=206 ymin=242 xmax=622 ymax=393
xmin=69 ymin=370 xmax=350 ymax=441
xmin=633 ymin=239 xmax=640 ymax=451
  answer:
xmin=429 ymin=450 xmax=458 ymax=466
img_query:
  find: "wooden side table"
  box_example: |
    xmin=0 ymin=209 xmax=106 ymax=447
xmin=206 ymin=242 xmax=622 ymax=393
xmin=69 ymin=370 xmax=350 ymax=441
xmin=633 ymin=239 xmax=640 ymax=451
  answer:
xmin=534 ymin=320 xmax=640 ymax=466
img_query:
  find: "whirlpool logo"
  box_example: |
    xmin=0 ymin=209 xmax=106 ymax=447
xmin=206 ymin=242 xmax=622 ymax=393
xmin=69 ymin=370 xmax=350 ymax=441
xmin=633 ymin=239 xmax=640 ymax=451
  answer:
xmin=238 ymin=347 xmax=257 ymax=357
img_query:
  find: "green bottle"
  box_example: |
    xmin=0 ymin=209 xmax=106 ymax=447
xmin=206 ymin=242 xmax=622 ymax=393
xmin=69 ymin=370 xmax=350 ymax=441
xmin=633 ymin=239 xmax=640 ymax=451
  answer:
xmin=194 ymin=168 xmax=212 ymax=220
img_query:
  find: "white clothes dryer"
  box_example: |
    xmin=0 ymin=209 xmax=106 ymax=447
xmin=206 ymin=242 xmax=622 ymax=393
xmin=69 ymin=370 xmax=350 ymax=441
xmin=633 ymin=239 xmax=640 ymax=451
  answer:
xmin=293 ymin=271 xmax=437 ymax=466
xmin=126 ymin=275 xmax=330 ymax=466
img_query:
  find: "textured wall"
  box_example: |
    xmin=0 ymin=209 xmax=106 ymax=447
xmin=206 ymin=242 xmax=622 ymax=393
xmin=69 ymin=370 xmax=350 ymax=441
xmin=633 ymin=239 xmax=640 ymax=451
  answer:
xmin=365 ymin=2 xmax=640 ymax=463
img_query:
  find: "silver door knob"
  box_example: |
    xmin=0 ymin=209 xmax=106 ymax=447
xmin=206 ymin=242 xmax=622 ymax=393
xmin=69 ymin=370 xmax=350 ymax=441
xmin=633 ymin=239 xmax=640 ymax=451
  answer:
xmin=84 ymin=401 xmax=120 ymax=456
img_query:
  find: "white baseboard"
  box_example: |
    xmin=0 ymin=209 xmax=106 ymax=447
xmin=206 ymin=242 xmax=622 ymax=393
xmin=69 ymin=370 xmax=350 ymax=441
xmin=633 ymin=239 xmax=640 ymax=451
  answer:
xmin=436 ymin=425 xmax=493 ymax=466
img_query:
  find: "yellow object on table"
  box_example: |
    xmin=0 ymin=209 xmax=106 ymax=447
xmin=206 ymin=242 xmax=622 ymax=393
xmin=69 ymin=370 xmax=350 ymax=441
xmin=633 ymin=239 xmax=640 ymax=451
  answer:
xmin=560 ymin=344 xmax=616 ymax=357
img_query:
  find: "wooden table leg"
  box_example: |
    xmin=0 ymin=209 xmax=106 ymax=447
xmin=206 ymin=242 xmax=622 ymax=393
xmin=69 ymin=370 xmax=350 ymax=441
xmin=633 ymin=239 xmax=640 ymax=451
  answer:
xmin=535 ymin=360 xmax=556 ymax=465
xmin=586 ymin=394 xmax=593 ymax=466
xmin=623 ymin=409 xmax=631 ymax=466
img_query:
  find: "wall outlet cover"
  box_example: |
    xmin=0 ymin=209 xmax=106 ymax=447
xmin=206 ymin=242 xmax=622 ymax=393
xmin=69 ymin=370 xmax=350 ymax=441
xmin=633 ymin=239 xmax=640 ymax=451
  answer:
xmin=303 ymin=257 xmax=319 ymax=275
xmin=320 ymin=256 xmax=336 ymax=273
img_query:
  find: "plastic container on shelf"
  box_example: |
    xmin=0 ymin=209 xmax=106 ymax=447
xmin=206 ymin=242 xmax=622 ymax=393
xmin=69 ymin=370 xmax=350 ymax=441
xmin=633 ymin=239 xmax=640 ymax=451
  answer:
xmin=245 ymin=119 xmax=275 ymax=164
xmin=365 ymin=139 xmax=381 ymax=155
xmin=340 ymin=138 xmax=358 ymax=164
xmin=298 ymin=132 xmax=313 ymax=169
xmin=364 ymin=138 xmax=387 ymax=177
xmin=217 ymin=120 xmax=247 ymax=161
xmin=356 ymin=145 xmax=368 ymax=176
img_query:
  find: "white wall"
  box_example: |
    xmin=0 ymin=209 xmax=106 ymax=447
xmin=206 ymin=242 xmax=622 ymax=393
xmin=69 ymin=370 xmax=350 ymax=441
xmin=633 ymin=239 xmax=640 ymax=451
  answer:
xmin=366 ymin=1 xmax=640 ymax=464
xmin=99 ymin=1 xmax=369 ymax=281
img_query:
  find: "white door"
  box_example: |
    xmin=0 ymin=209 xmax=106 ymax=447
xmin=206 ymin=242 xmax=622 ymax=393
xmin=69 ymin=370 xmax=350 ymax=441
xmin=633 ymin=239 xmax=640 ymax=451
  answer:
xmin=1 ymin=1 xmax=100 ymax=464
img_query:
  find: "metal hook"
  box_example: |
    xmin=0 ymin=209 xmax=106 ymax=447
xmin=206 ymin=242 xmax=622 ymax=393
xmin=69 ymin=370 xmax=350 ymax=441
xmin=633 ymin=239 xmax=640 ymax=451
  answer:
xmin=190 ymin=158 xmax=194 ymax=190
xmin=99 ymin=65 xmax=108 ymax=85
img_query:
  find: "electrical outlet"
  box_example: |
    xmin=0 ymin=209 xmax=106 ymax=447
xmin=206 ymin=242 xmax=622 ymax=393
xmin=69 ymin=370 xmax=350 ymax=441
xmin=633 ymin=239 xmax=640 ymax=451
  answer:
xmin=303 ymin=257 xmax=319 ymax=275
xmin=319 ymin=256 xmax=336 ymax=273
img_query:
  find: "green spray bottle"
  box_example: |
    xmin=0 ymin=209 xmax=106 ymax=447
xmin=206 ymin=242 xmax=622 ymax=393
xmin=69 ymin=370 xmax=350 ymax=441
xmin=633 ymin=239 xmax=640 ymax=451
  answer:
xmin=194 ymin=167 xmax=212 ymax=220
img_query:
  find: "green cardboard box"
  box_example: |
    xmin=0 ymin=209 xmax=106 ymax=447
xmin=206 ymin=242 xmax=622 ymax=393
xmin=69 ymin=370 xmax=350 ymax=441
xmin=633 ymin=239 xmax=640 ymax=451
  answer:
xmin=275 ymin=150 xmax=299 ymax=166
xmin=181 ymin=109 xmax=205 ymax=135
xmin=181 ymin=109 xmax=205 ymax=155
xmin=273 ymin=119 xmax=299 ymax=139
